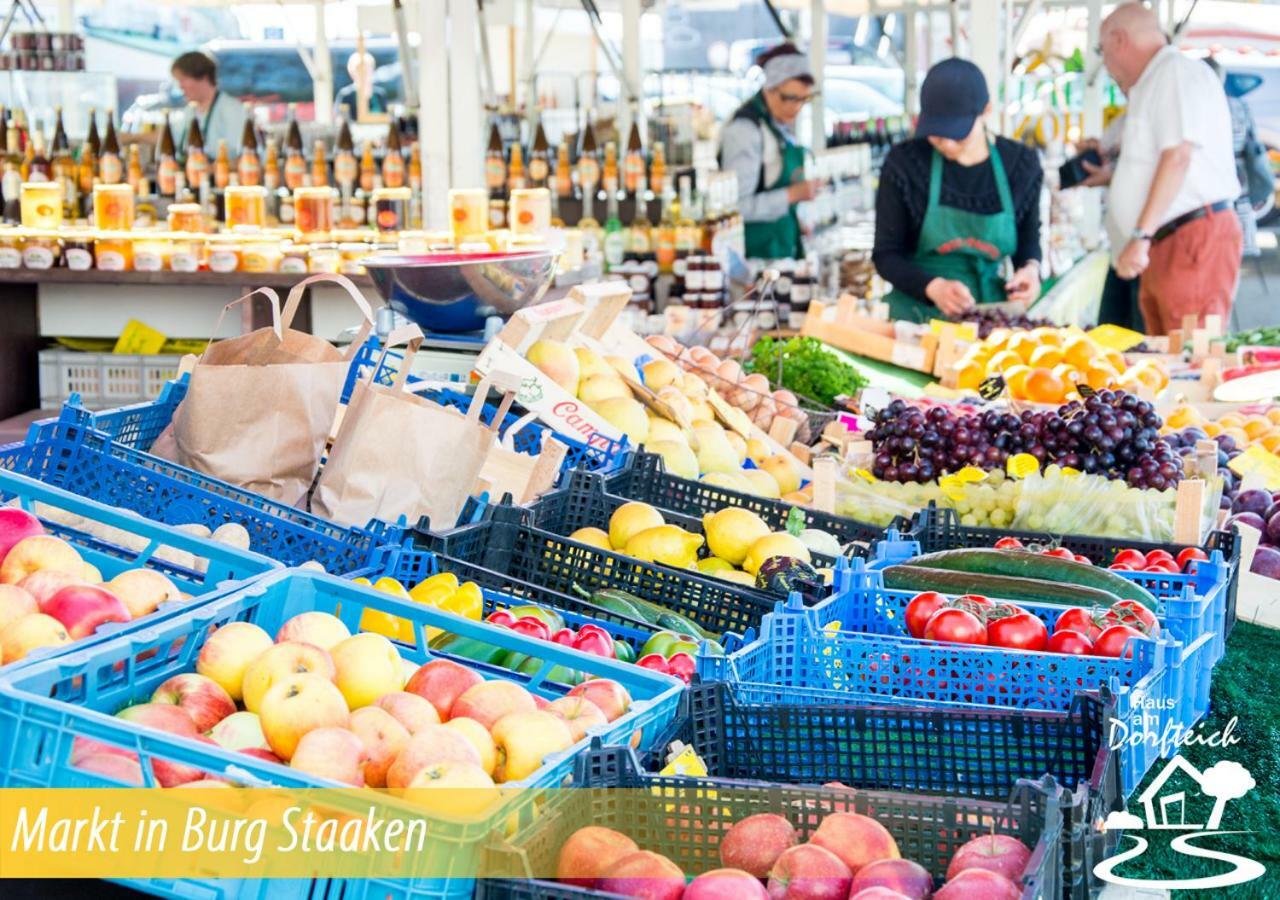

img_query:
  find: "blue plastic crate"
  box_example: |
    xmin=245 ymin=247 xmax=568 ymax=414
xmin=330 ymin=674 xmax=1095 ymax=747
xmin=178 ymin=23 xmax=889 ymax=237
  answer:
xmin=701 ymin=560 xmax=1222 ymax=795
xmin=866 ymin=535 xmax=1231 ymax=670
xmin=0 ymin=413 xmax=397 ymax=574
xmin=0 ymin=567 xmax=683 ymax=900
xmin=0 ymin=470 xmax=278 ymax=669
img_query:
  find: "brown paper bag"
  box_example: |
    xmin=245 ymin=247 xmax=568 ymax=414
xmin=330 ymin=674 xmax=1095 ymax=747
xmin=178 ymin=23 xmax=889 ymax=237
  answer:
xmin=312 ymin=326 xmax=515 ymax=530
xmin=169 ymin=273 xmax=375 ymax=506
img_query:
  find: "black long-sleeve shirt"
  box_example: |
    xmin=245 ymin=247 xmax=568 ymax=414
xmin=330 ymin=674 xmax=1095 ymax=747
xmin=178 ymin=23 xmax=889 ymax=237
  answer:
xmin=873 ymin=136 xmax=1044 ymax=301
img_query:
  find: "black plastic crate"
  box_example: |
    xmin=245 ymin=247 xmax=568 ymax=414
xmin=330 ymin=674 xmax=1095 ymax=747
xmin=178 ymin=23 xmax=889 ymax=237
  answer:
xmin=904 ymin=504 xmax=1242 ymax=637
xmin=601 ymin=451 xmax=891 ymax=548
xmin=527 ymin=471 xmax=838 ymax=572
xmin=636 ymin=681 xmax=1120 ymax=899
xmin=413 ymin=503 xmax=804 ymax=640
xmin=476 ymin=742 xmax=1063 ymax=900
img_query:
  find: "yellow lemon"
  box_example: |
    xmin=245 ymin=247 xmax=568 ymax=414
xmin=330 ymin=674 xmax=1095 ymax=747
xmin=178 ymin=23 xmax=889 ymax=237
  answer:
xmin=696 ymin=557 xmax=736 ymax=575
xmin=743 ymin=532 xmax=813 ymax=575
xmin=624 ymin=525 xmax=705 ymax=568
xmin=608 ymin=502 xmax=665 ymax=551
xmin=568 ymin=527 xmax=613 ymax=550
xmin=702 ymin=507 xmax=771 ymax=566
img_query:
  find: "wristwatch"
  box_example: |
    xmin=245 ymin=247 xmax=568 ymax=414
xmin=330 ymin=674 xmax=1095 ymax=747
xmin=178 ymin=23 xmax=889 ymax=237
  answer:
xmin=1131 ymin=228 xmax=1154 ymax=242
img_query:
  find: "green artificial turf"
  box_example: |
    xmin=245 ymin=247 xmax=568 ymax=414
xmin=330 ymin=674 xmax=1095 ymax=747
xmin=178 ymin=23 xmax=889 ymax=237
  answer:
xmin=1113 ymin=621 xmax=1280 ymax=897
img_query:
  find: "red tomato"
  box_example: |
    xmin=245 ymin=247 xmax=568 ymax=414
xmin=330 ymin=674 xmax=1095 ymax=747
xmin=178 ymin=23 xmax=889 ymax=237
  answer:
xmin=1109 ymin=563 xmax=1135 ymax=571
xmin=1092 ymin=624 xmax=1147 ymax=659
xmin=1042 ymin=548 xmax=1075 ymax=560
xmin=1054 ymin=607 xmax=1105 ymax=642
xmin=1145 ymin=549 xmax=1175 ymax=564
xmin=987 ymin=612 xmax=1049 ymax=652
xmin=924 ymin=608 xmax=988 ymax=645
xmin=905 ymin=591 xmax=948 ymax=638
xmin=1047 ymin=630 xmax=1095 ymax=655
xmin=1176 ymin=547 xmax=1209 ymax=570
xmin=951 ymin=595 xmax=992 ymax=621
xmin=994 ymin=537 xmax=1024 ymax=550
xmin=1105 ymin=600 xmax=1160 ymax=637
xmin=955 ymin=594 xmax=991 ymax=606
xmin=1144 ymin=560 xmax=1180 ymax=574
xmin=1112 ymin=549 xmax=1148 ymax=568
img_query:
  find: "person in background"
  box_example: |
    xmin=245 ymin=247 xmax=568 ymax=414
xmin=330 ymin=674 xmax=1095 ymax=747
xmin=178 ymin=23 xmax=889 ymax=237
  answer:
xmin=1081 ymin=114 xmax=1147 ymax=332
xmin=337 ymin=51 xmax=389 ymax=120
xmin=1205 ymin=57 xmax=1260 ymax=264
xmin=1085 ymin=3 xmax=1242 ymax=335
xmin=171 ymin=50 xmax=246 ymax=158
xmin=719 ymin=43 xmax=823 ymax=260
xmin=873 ymin=58 xmax=1044 ymax=324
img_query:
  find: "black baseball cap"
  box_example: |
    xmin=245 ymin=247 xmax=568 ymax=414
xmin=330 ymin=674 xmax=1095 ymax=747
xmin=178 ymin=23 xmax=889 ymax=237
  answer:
xmin=916 ymin=58 xmax=989 ymax=140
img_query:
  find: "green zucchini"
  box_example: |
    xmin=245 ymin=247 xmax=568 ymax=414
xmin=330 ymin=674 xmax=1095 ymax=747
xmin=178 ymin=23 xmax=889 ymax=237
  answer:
xmin=901 ymin=549 xmax=1158 ymax=609
xmin=881 ymin=565 xmax=1130 ymax=610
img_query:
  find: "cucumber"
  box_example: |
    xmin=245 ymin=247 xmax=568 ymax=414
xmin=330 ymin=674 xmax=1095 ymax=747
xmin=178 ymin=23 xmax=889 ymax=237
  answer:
xmin=903 ymin=549 xmax=1158 ymax=610
xmin=428 ymin=632 xmax=510 ymax=666
xmin=881 ymin=565 xmax=1128 ymax=610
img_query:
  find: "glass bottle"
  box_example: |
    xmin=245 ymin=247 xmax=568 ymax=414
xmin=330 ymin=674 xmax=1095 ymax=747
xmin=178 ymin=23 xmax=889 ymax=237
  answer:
xmin=312 ymin=138 xmax=329 ymax=188
xmin=184 ymin=116 xmax=208 ymax=193
xmin=577 ymin=122 xmax=600 ymax=199
xmin=51 ymin=105 xmax=77 ymax=217
xmin=156 ymin=116 xmax=178 ymax=198
xmin=527 ymin=122 xmax=550 ymax=188
xmin=602 ymin=140 xmax=619 ymax=198
xmin=554 ymin=140 xmax=572 ymax=198
xmin=382 ymin=121 xmax=405 ymax=189
xmin=213 ymin=139 xmax=231 ymax=190
xmin=99 ymin=109 xmax=121 ymax=185
xmin=649 ymin=141 xmax=666 ymax=197
xmin=126 ymin=144 xmax=143 ymax=194
xmin=359 ymin=142 xmax=376 ymax=194
xmin=284 ymin=104 xmax=306 ymax=190
xmin=28 ymin=127 xmax=52 ymax=182
xmin=484 ymin=122 xmax=505 ymax=194
xmin=506 ymin=141 xmax=525 ymax=193
xmin=623 ymin=121 xmax=646 ymax=196
xmin=237 ymin=113 xmax=261 ymax=186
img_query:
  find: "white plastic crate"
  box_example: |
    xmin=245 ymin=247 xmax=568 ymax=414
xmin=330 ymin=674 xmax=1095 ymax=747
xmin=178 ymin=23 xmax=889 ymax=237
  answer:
xmin=39 ymin=349 xmax=184 ymax=410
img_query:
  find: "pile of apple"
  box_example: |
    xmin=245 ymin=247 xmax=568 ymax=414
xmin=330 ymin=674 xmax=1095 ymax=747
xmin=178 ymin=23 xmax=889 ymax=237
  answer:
xmin=0 ymin=508 xmax=183 ymax=665
xmin=71 ymin=609 xmax=636 ymax=792
xmin=553 ymin=807 xmax=1032 ymax=899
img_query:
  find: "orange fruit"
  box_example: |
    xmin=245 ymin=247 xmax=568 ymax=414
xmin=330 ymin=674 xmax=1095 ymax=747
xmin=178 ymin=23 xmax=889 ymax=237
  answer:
xmin=1218 ymin=414 xmax=1244 ymax=429
xmin=1030 ymin=327 xmax=1063 ymax=346
xmin=1266 ymin=408 xmax=1280 ymax=425
xmin=988 ymin=350 xmax=1024 ymax=373
xmin=1024 ymin=368 xmax=1068 ymax=404
xmin=1008 ymin=333 xmax=1039 ymax=362
xmin=1103 ymin=349 xmax=1126 ymax=371
xmin=1085 ymin=359 xmax=1119 ymax=390
xmin=1063 ymin=336 xmax=1097 ymax=369
xmin=1261 ymin=434 xmax=1280 ymax=454
xmin=1201 ymin=421 xmax=1222 ymax=438
xmin=1029 ymin=345 xmax=1064 ymax=369
xmin=1005 ymin=365 xmax=1034 ymax=397
xmin=1052 ymin=363 xmax=1082 ymax=387
xmin=985 ymin=328 xmax=1013 ymax=350
xmin=1244 ymin=417 xmax=1273 ymax=440
xmin=1133 ymin=366 xmax=1164 ymax=393
xmin=957 ymin=361 xmax=984 ymax=391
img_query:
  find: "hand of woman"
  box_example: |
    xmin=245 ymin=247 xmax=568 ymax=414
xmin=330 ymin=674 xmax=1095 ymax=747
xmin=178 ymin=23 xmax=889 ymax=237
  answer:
xmin=1005 ymin=263 xmax=1041 ymax=305
xmin=925 ymin=278 xmax=977 ymax=318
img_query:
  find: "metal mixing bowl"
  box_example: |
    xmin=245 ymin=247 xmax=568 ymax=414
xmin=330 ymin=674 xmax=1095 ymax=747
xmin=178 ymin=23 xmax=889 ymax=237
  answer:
xmin=362 ymin=250 xmax=558 ymax=333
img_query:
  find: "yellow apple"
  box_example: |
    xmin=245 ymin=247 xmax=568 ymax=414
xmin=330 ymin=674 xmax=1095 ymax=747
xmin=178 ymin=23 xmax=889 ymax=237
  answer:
xmin=195 ymin=621 xmax=274 ymax=701
xmin=527 ymin=339 xmax=580 ymax=394
xmin=258 ymin=673 xmax=350 ymax=761
xmin=241 ymin=641 xmax=337 ymax=714
xmin=442 ymin=716 xmax=499 ymax=776
xmin=274 ymin=611 xmax=351 ymax=651
xmin=330 ymin=633 xmax=405 ymax=709
xmin=491 ymin=710 xmax=574 ymax=783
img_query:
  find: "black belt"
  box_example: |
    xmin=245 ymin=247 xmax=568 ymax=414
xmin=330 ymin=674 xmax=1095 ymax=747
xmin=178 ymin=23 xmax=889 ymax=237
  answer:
xmin=1153 ymin=200 xmax=1233 ymax=242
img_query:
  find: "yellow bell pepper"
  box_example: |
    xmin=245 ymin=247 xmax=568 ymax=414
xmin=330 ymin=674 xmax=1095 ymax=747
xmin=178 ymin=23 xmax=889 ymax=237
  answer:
xmin=409 ymin=572 xmax=458 ymax=603
xmin=357 ymin=577 xmax=416 ymax=642
xmin=441 ymin=581 xmax=483 ymax=621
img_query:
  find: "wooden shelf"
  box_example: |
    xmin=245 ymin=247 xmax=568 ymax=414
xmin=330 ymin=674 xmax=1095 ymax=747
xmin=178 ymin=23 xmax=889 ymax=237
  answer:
xmin=0 ymin=268 xmax=374 ymax=289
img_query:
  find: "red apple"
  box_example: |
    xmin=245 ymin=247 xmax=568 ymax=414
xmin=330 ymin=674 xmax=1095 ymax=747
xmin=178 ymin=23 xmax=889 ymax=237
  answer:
xmin=375 ymin=691 xmax=441 ymax=734
xmin=349 ymin=706 xmax=410 ymax=788
xmin=945 ymin=835 xmax=1031 ymax=883
xmin=566 ymin=678 xmax=631 ymax=722
xmin=404 ymin=659 xmax=484 ymax=720
xmin=0 ymin=508 xmax=45 ymax=564
xmin=935 ymin=869 xmax=1021 ymax=900
xmin=290 ymin=726 xmax=367 ymax=787
xmin=809 ymin=812 xmax=899 ymax=875
xmin=20 ymin=570 xmax=82 ymax=608
xmin=275 ymin=611 xmax=351 ymax=650
xmin=241 ymin=641 xmax=337 ymax=714
xmin=195 ymin=621 xmax=274 ymax=702
xmin=451 ymin=680 xmax=537 ymax=731
xmin=239 ymin=747 xmax=284 ymax=765
xmin=556 ymin=825 xmax=640 ymax=887
xmin=74 ymin=752 xmax=144 ymax=786
xmin=151 ymin=673 xmax=236 ymax=732
xmin=545 ymin=695 xmax=608 ymax=743
xmin=115 ymin=702 xmax=200 ymax=737
xmin=0 ymin=535 xmax=80 ymax=584
xmin=150 ymin=734 xmax=216 ymax=787
xmin=598 ymin=850 xmax=685 ymax=900
xmin=850 ymin=890 xmax=913 ymax=900
xmin=767 ymin=844 xmax=852 ymax=900
xmin=720 ymin=812 xmax=798 ymax=878
xmin=849 ymin=859 xmax=933 ymax=900
xmin=42 ymin=584 xmax=130 ymax=639
xmin=385 ymin=724 xmax=482 ymax=788
xmin=685 ymin=868 xmax=770 ymax=900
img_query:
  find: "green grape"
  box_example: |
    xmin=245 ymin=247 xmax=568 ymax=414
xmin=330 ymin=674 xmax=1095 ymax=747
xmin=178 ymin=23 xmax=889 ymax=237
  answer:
xmin=989 ymin=508 xmax=1010 ymax=527
xmin=960 ymin=513 xmax=979 ymax=526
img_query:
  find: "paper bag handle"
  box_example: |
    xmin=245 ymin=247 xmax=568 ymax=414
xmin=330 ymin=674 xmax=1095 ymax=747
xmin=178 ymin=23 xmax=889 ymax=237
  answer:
xmin=200 ymin=287 xmax=282 ymax=358
xmin=467 ymin=377 xmax=516 ymax=436
xmin=281 ymin=272 xmax=376 ymax=336
xmin=375 ymin=324 xmax=426 ymax=391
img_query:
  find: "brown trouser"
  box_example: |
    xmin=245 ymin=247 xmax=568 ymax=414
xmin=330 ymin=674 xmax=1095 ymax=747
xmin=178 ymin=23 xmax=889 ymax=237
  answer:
xmin=1138 ymin=205 xmax=1243 ymax=336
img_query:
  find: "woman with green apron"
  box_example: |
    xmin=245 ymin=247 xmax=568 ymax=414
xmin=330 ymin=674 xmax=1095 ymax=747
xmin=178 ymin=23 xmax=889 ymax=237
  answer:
xmin=873 ymin=58 xmax=1045 ymax=324
xmin=720 ymin=43 xmax=823 ymax=261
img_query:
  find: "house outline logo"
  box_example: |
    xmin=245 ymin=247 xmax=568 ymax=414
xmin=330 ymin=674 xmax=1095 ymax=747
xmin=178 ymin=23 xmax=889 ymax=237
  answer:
xmin=1093 ymin=757 xmax=1266 ymax=889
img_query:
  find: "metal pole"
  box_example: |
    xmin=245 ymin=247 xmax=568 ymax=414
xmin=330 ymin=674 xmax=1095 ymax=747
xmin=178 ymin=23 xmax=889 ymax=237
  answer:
xmin=1082 ymin=0 xmax=1104 ymax=248
xmin=904 ymin=5 xmax=919 ymax=118
xmin=810 ymin=0 xmax=827 ymax=151
xmin=449 ymin=0 xmax=485 ymax=188
xmin=523 ymin=0 xmax=537 ymax=132
xmin=621 ymin=0 xmax=642 ymax=142
xmin=948 ymin=0 xmax=960 ymax=55
xmin=312 ymin=0 xmax=334 ymax=125
xmin=393 ymin=0 xmax=419 ymax=110
xmin=1001 ymin=0 xmax=1013 ymax=134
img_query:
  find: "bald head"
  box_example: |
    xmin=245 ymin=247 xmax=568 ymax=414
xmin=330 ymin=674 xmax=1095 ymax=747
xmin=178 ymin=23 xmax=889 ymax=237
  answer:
xmin=1099 ymin=3 xmax=1169 ymax=91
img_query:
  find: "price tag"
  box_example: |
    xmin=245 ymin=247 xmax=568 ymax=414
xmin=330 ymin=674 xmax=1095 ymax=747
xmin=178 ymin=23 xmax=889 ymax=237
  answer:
xmin=928 ymin=319 xmax=978 ymax=341
xmin=1228 ymin=445 xmax=1280 ymax=491
xmin=1087 ymin=324 xmax=1147 ymax=352
xmin=853 ymin=468 xmax=876 ymax=483
xmin=939 ymin=466 xmax=987 ymax=500
xmin=113 ymin=319 xmax=167 ymax=355
xmin=659 ymin=745 xmax=708 ymax=777
xmin=1006 ymin=453 xmax=1040 ymax=479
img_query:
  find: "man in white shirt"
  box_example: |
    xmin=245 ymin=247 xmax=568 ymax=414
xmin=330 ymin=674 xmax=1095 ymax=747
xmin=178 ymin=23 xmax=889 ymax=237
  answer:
xmin=1086 ymin=3 xmax=1242 ymax=335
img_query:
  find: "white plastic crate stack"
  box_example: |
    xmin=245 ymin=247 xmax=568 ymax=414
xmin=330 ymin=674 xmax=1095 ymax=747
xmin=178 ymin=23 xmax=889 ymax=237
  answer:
xmin=39 ymin=349 xmax=184 ymax=409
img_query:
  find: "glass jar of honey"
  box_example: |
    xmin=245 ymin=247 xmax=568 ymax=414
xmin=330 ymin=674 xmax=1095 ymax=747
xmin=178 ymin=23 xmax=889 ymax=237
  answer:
xmin=241 ymin=236 xmax=282 ymax=273
xmin=170 ymin=235 xmax=203 ymax=272
xmin=63 ymin=228 xmax=94 ymax=270
xmin=95 ymin=232 xmax=133 ymax=271
xmin=294 ymin=186 xmax=334 ymax=238
xmin=307 ymin=243 xmax=341 ymax=274
xmin=167 ymin=203 xmax=204 ymax=233
xmin=338 ymin=242 xmax=371 ymax=275
xmin=20 ymin=182 xmax=63 ymax=229
xmin=133 ymin=234 xmax=171 ymax=272
xmin=21 ymin=230 xmax=60 ymax=269
xmin=224 ymin=185 xmax=267 ymax=228
xmin=449 ymin=189 xmax=488 ymax=245
xmin=508 ymin=188 xmax=551 ymax=237
xmin=93 ymin=184 xmax=135 ymax=231
xmin=396 ymin=231 xmax=430 ymax=255
xmin=0 ymin=229 xmax=22 ymax=268
xmin=206 ymin=235 xmax=243 ymax=273
xmin=280 ymin=244 xmax=309 ymax=274
xmin=371 ymin=187 xmax=411 ymax=234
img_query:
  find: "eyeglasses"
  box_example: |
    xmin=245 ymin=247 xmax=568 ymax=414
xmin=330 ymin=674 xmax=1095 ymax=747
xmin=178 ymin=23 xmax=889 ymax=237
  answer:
xmin=778 ymin=91 xmax=815 ymax=106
